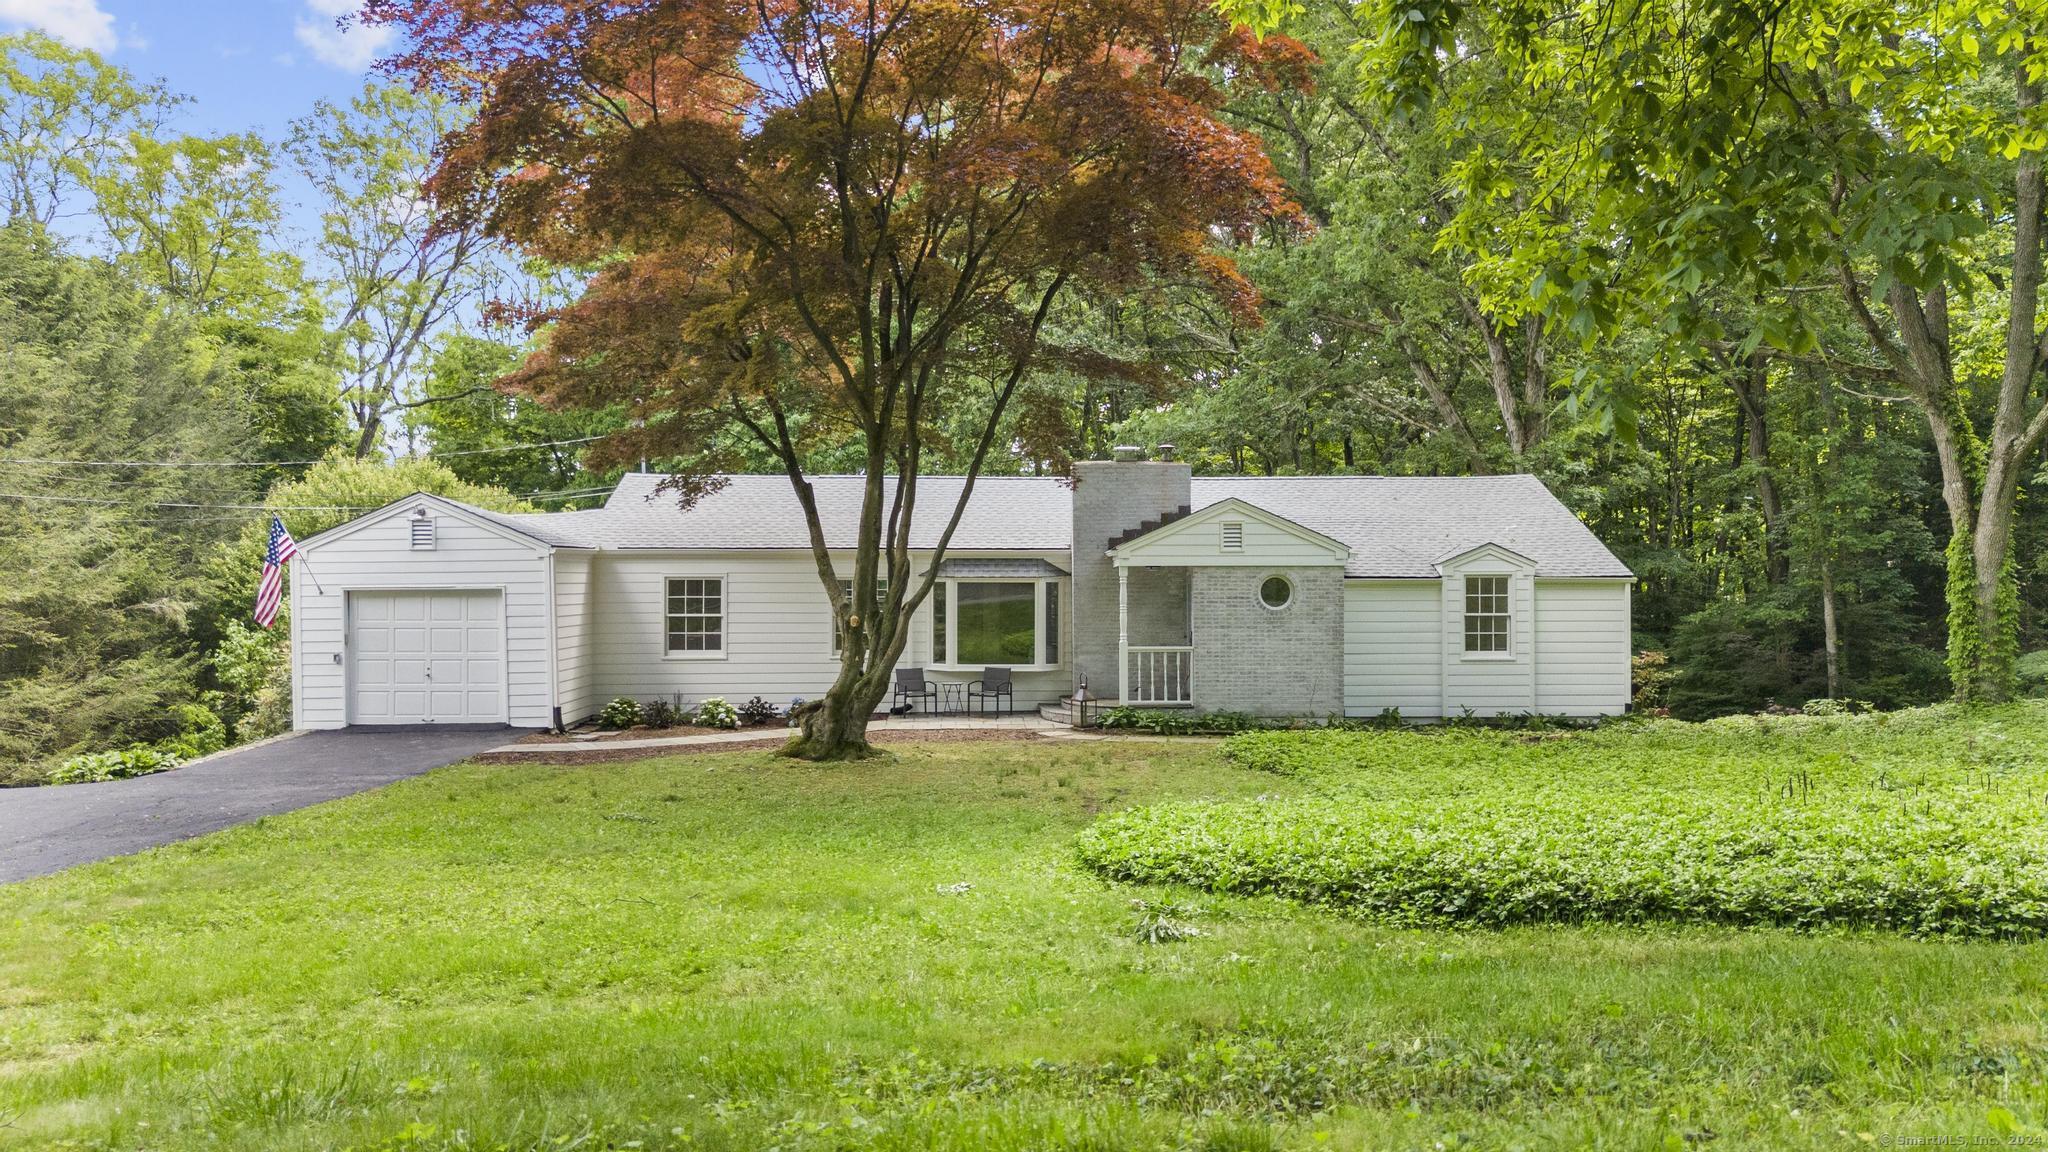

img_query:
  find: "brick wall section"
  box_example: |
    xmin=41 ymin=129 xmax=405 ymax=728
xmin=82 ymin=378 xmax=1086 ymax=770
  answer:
xmin=1124 ymin=567 xmax=1190 ymax=647
xmin=1191 ymin=566 xmax=1345 ymax=716
xmin=1069 ymin=460 xmax=1191 ymax=699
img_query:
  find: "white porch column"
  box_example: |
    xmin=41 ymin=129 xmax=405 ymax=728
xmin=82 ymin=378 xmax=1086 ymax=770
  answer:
xmin=1117 ymin=565 xmax=1129 ymax=705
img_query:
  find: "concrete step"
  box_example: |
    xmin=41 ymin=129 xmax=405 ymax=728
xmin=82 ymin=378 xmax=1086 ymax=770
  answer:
xmin=1037 ymin=698 xmax=1103 ymax=728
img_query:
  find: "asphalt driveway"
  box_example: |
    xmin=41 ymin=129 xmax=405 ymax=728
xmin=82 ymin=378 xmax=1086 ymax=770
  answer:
xmin=0 ymin=728 xmax=516 ymax=884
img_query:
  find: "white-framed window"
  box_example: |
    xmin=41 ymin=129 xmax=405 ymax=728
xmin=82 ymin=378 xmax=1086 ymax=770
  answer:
xmin=832 ymin=576 xmax=887 ymax=655
xmin=666 ymin=576 xmax=725 ymax=657
xmin=1463 ymin=574 xmax=1511 ymax=655
xmin=930 ymin=577 xmax=1065 ymax=669
xmin=1258 ymin=573 xmax=1293 ymax=610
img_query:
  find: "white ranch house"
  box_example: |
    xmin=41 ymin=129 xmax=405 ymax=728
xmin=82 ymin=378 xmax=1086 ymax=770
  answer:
xmin=289 ymin=454 xmax=1634 ymax=729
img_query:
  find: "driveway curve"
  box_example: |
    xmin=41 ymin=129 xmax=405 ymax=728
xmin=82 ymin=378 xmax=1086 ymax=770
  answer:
xmin=0 ymin=728 xmax=515 ymax=883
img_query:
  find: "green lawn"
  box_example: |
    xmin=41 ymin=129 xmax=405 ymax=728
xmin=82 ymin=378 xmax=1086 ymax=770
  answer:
xmin=1 ymin=731 xmax=2044 ymax=1150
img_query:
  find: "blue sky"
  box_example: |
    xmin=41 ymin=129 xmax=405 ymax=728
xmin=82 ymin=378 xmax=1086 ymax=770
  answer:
xmin=1 ymin=0 xmax=395 ymax=232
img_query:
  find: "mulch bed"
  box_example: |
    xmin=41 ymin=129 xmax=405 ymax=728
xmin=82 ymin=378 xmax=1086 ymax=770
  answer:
xmin=512 ymin=724 xmax=766 ymax=744
xmin=474 ymin=728 xmax=1044 ymax=765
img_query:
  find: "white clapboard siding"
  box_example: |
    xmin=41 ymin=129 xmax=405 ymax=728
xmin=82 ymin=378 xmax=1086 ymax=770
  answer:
xmin=1534 ymin=580 xmax=1632 ymax=715
xmin=1342 ymin=581 xmax=1442 ymax=718
xmin=293 ymin=508 xmax=554 ymax=729
xmin=553 ymin=550 xmax=596 ymax=726
xmin=1438 ymin=561 xmax=1538 ymax=717
xmin=587 ymin=551 xmax=1071 ymax=708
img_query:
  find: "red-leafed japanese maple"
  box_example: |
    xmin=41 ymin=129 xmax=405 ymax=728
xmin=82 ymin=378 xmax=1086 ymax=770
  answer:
xmin=364 ymin=0 xmax=1303 ymax=758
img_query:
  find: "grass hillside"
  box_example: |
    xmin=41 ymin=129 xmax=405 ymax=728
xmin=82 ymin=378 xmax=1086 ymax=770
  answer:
xmin=1 ymin=717 xmax=2044 ymax=1149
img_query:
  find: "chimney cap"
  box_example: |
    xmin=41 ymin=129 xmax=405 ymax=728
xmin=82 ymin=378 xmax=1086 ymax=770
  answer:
xmin=1154 ymin=443 xmax=1177 ymax=461
xmin=1110 ymin=445 xmax=1145 ymax=462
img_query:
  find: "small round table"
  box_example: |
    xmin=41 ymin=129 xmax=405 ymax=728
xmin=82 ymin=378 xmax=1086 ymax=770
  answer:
xmin=936 ymin=682 xmax=966 ymax=714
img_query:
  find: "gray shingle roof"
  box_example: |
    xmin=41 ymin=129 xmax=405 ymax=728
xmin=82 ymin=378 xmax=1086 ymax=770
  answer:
xmin=1187 ymin=475 xmax=1632 ymax=578
xmin=484 ymin=471 xmax=1630 ymax=578
xmin=459 ymin=504 xmax=601 ymax=549
xmin=538 ymin=472 xmax=1074 ymax=551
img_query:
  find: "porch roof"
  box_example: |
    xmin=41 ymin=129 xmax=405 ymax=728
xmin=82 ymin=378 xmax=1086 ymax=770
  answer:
xmin=936 ymin=557 xmax=1070 ymax=578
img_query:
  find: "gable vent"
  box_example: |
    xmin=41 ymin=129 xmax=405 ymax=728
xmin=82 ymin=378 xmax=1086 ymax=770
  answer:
xmin=410 ymin=510 xmax=436 ymax=550
xmin=1221 ymin=521 xmax=1244 ymax=551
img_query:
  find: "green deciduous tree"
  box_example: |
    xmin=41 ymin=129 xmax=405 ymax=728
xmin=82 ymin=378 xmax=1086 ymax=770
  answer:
xmin=286 ymin=83 xmax=505 ymax=458
xmin=0 ymin=31 xmax=178 ymax=227
xmin=403 ymin=333 xmax=623 ymax=504
xmin=1317 ymin=0 xmax=2048 ymax=701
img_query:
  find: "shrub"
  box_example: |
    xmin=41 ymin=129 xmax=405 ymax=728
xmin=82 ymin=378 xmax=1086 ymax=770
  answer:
xmin=738 ymin=696 xmax=780 ymax=726
xmin=1098 ymin=708 xmax=1282 ymax=736
xmin=1631 ymin=649 xmax=1675 ymax=711
xmin=641 ymin=698 xmax=681 ymax=729
xmin=598 ymin=697 xmax=643 ymax=730
xmin=1076 ymin=709 xmax=2048 ymax=937
xmin=693 ymin=696 xmax=739 ymax=729
xmin=155 ymin=703 xmax=227 ymax=760
xmin=2016 ymin=650 xmax=2048 ymax=697
xmin=50 ymin=745 xmax=184 ymax=786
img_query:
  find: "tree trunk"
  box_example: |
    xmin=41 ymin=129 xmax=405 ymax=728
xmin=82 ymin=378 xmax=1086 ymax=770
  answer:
xmin=1460 ymin=292 xmax=1535 ymax=456
xmin=1521 ymin=317 xmax=1548 ymax=447
xmin=1400 ymin=339 xmax=1490 ymax=473
xmin=787 ymin=665 xmax=893 ymax=759
xmin=1730 ymin=350 xmax=1786 ymax=584
xmin=1821 ymin=559 xmax=1841 ymax=700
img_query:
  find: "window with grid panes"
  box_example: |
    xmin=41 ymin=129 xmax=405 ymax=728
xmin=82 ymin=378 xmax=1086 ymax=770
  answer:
xmin=665 ymin=577 xmax=724 ymax=654
xmin=1463 ymin=574 xmax=1510 ymax=654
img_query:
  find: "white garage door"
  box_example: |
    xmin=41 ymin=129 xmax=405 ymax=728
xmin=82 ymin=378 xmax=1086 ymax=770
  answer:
xmin=348 ymin=590 xmax=504 ymax=724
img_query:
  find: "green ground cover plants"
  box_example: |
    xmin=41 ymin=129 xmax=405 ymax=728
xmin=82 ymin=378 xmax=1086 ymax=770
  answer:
xmin=1075 ymin=705 xmax=2048 ymax=935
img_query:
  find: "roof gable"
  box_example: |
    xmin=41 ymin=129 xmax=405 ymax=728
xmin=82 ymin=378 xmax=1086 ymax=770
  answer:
xmin=1109 ymin=497 xmax=1349 ymax=565
xmin=298 ymin=492 xmax=569 ymax=554
xmin=1433 ymin=541 xmax=1539 ymax=572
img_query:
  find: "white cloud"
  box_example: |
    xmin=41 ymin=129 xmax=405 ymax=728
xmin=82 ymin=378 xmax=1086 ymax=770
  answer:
xmin=293 ymin=0 xmax=391 ymax=72
xmin=0 ymin=0 xmax=119 ymax=53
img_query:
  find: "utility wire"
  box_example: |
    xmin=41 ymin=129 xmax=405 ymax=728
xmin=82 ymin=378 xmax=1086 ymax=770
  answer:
xmin=0 ymin=485 xmax=617 ymax=511
xmin=0 ymin=434 xmax=615 ymax=469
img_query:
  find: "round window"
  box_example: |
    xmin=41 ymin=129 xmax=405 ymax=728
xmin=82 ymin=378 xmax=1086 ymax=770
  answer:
xmin=1258 ymin=574 xmax=1293 ymax=610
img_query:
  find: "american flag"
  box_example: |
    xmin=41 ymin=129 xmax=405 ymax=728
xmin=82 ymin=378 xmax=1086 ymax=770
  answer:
xmin=253 ymin=515 xmax=299 ymax=629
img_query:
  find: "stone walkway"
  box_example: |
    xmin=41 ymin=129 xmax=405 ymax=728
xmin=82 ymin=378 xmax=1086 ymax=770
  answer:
xmin=486 ymin=715 xmax=1065 ymax=756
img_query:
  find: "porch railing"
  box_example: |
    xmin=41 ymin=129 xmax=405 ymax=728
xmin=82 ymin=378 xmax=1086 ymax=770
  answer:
xmin=1125 ymin=646 xmax=1194 ymax=706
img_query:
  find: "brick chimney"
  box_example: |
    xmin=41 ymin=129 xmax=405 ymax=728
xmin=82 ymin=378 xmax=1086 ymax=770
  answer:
xmin=1069 ymin=449 xmax=1192 ymax=701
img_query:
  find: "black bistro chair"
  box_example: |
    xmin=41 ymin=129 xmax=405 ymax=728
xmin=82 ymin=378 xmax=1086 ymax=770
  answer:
xmin=967 ymin=667 xmax=1013 ymax=716
xmin=893 ymin=666 xmax=939 ymax=714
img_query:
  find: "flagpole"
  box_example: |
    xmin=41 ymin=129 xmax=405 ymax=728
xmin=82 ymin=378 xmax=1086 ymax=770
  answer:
xmin=273 ymin=513 xmax=325 ymax=596
xmin=297 ymin=550 xmax=326 ymax=596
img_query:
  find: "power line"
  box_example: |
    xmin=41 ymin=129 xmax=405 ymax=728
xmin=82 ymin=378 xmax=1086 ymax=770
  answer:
xmin=0 ymin=485 xmax=616 ymax=511
xmin=0 ymin=434 xmax=615 ymax=469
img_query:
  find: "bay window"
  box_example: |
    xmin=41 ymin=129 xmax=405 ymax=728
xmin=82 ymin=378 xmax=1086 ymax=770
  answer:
xmin=929 ymin=577 xmax=1065 ymax=668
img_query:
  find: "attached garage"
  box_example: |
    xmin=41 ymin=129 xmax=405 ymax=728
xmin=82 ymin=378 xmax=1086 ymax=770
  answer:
xmin=347 ymin=589 xmax=505 ymax=724
xmin=291 ymin=494 xmax=590 ymax=731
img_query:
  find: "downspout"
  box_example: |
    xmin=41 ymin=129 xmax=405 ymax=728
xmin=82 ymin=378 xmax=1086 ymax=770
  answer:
xmin=544 ymin=549 xmax=560 ymax=733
